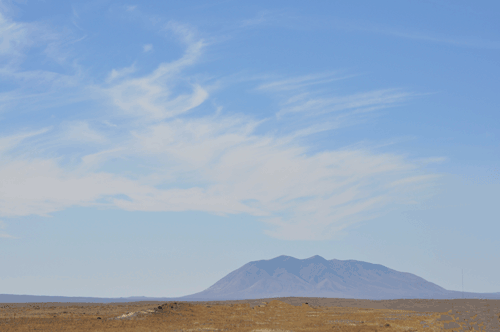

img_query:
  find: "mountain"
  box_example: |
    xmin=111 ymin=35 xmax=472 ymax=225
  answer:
xmin=3 ymin=255 xmax=500 ymax=303
xmin=182 ymin=255 xmax=500 ymax=300
xmin=0 ymin=294 xmax=172 ymax=303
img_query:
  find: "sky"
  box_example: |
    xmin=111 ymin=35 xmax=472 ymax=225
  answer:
xmin=0 ymin=0 xmax=498 ymax=298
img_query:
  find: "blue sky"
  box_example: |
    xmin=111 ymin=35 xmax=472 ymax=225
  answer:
xmin=0 ymin=0 xmax=498 ymax=297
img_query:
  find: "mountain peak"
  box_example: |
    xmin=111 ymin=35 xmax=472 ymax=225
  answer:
xmin=185 ymin=255 xmax=453 ymax=300
xmin=306 ymin=255 xmax=327 ymax=261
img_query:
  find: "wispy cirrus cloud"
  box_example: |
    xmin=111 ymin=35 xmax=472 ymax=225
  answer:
xmin=329 ymin=18 xmax=500 ymax=50
xmin=106 ymin=63 xmax=137 ymax=84
xmin=278 ymin=88 xmax=411 ymax=118
xmin=369 ymin=25 xmax=500 ymax=50
xmin=256 ymin=72 xmax=358 ymax=92
xmin=0 ymin=10 xmax=35 ymax=60
xmin=0 ymin=220 xmax=17 ymax=239
xmin=0 ymin=113 xmax=431 ymax=240
xmin=0 ymin=8 xmax=441 ymax=240
xmin=257 ymin=73 xmax=411 ymax=120
xmin=101 ymin=22 xmax=207 ymax=120
xmin=0 ymin=128 xmax=51 ymax=153
xmin=0 ymin=8 xmax=72 ymax=66
xmin=61 ymin=121 xmax=107 ymax=144
xmin=240 ymin=10 xmax=500 ymax=50
xmin=240 ymin=10 xmax=287 ymax=28
xmin=0 ymin=8 xmax=86 ymax=118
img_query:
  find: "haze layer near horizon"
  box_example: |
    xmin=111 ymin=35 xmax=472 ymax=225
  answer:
xmin=0 ymin=0 xmax=498 ymax=298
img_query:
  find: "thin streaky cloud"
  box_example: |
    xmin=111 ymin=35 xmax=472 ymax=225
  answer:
xmin=0 ymin=11 xmax=33 ymax=58
xmin=257 ymin=72 xmax=358 ymax=92
xmin=374 ymin=27 xmax=500 ymax=50
xmin=0 ymin=9 xmax=71 ymax=68
xmin=61 ymin=121 xmax=107 ymax=144
xmin=0 ymin=128 xmax=51 ymax=153
xmin=0 ymin=220 xmax=17 ymax=239
xmin=332 ymin=18 xmax=500 ymax=50
xmin=106 ymin=63 xmax=137 ymax=83
xmin=238 ymin=9 xmax=312 ymax=33
xmin=80 ymin=148 xmax=126 ymax=168
xmin=239 ymin=10 xmax=500 ymax=50
xmin=246 ymin=11 xmax=500 ymax=50
xmin=100 ymin=22 xmax=207 ymax=120
xmin=388 ymin=174 xmax=441 ymax=188
xmin=0 ymin=10 xmax=442 ymax=240
xmin=257 ymin=73 xmax=412 ymax=121
xmin=0 ymin=233 xmax=17 ymax=238
xmin=240 ymin=10 xmax=289 ymax=28
xmin=416 ymin=157 xmax=448 ymax=165
xmin=277 ymin=88 xmax=411 ymax=118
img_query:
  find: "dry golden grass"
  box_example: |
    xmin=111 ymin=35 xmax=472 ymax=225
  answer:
xmin=0 ymin=299 xmax=476 ymax=331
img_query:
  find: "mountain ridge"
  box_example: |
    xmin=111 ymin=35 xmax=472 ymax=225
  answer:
xmin=2 ymin=255 xmax=500 ymax=302
xmin=181 ymin=255 xmax=500 ymax=300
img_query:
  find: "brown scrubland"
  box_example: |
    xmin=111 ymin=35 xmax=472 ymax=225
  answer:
xmin=1 ymin=297 xmax=498 ymax=331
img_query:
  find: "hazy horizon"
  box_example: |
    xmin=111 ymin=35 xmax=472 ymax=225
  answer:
xmin=2 ymin=254 xmax=500 ymax=301
xmin=0 ymin=1 xmax=498 ymax=298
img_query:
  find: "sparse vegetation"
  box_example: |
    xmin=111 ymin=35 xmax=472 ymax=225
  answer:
xmin=0 ymin=299 xmax=486 ymax=331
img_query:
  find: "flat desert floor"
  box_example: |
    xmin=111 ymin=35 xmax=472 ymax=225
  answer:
xmin=1 ymin=297 xmax=499 ymax=331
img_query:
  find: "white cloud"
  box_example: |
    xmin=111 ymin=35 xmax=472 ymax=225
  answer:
xmin=0 ymin=220 xmax=17 ymax=239
xmin=277 ymin=88 xmax=410 ymax=117
xmin=0 ymin=6 xmax=87 ymax=126
xmin=240 ymin=10 xmax=291 ymax=28
xmin=257 ymin=72 xmax=355 ymax=92
xmin=143 ymin=44 xmax=153 ymax=52
xmin=0 ymin=12 xmax=440 ymax=240
xmin=0 ymin=158 xmax=152 ymax=217
xmin=257 ymin=74 xmax=411 ymax=122
xmin=241 ymin=10 xmax=275 ymax=27
xmin=0 ymin=10 xmax=33 ymax=59
xmin=332 ymin=18 xmax=500 ymax=50
xmin=106 ymin=64 xmax=137 ymax=83
xmin=102 ymin=24 xmax=207 ymax=120
xmin=81 ymin=148 xmax=125 ymax=168
xmin=377 ymin=27 xmax=500 ymax=50
xmin=0 ymin=232 xmax=16 ymax=238
xmin=0 ymin=115 xmax=430 ymax=240
xmin=62 ymin=121 xmax=107 ymax=143
xmin=388 ymin=174 xmax=440 ymax=188
xmin=0 ymin=128 xmax=50 ymax=153
xmin=100 ymin=114 xmax=432 ymax=239
xmin=106 ymin=76 xmax=208 ymax=119
xmin=0 ymin=8 xmax=66 ymax=67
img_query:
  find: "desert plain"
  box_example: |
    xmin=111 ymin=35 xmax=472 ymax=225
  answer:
xmin=1 ymin=297 xmax=499 ymax=332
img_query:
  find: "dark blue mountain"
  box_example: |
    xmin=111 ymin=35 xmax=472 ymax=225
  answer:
xmin=0 ymin=294 xmax=171 ymax=303
xmin=182 ymin=255 xmax=500 ymax=300
xmin=3 ymin=255 xmax=500 ymax=302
